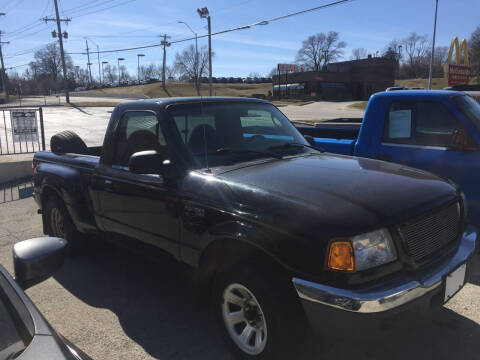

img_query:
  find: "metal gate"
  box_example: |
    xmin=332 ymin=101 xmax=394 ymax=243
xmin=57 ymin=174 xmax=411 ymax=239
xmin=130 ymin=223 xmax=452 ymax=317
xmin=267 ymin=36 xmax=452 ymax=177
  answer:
xmin=0 ymin=108 xmax=46 ymax=155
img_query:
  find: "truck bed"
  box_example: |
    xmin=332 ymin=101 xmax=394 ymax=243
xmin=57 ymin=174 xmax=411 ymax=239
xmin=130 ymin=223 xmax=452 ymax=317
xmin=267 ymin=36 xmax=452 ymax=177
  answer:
xmin=294 ymin=119 xmax=361 ymax=155
xmin=34 ymin=147 xmax=101 ymax=170
xmin=294 ymin=119 xmax=361 ymax=140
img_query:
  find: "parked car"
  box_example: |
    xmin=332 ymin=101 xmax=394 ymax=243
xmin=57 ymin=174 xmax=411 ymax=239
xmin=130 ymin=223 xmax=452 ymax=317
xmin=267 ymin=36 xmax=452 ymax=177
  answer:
xmin=0 ymin=237 xmax=92 ymax=360
xmin=33 ymin=97 xmax=477 ymax=359
xmin=295 ymin=90 xmax=480 ymax=227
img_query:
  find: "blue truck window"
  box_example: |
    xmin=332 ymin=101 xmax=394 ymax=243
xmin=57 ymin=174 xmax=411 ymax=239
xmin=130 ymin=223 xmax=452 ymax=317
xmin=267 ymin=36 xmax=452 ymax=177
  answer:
xmin=451 ymin=95 xmax=480 ymax=131
xmin=384 ymin=101 xmax=460 ymax=147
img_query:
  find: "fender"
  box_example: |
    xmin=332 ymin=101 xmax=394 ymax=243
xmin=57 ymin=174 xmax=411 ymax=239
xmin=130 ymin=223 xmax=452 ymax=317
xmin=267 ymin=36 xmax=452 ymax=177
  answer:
xmin=36 ymin=162 xmax=97 ymax=233
xmin=201 ymin=219 xmax=316 ymax=279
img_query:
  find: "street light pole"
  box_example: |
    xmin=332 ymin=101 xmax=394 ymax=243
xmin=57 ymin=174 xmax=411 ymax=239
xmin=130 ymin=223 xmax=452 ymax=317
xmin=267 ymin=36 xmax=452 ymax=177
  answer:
xmin=137 ymin=54 xmax=145 ymax=83
xmin=197 ymin=7 xmax=212 ymax=96
xmin=178 ymin=21 xmax=199 ymax=95
xmin=117 ymin=58 xmax=124 ymax=86
xmin=428 ymin=0 xmax=439 ymax=90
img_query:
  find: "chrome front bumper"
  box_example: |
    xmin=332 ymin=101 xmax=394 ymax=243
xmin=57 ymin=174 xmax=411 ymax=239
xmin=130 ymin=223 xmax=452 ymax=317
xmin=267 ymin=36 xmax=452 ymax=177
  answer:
xmin=293 ymin=225 xmax=477 ymax=314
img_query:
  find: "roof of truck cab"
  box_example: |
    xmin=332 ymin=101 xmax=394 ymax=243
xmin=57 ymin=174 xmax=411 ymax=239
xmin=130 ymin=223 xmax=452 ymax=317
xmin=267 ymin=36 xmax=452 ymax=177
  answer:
xmin=117 ymin=96 xmax=270 ymax=110
xmin=373 ymin=89 xmax=465 ymax=100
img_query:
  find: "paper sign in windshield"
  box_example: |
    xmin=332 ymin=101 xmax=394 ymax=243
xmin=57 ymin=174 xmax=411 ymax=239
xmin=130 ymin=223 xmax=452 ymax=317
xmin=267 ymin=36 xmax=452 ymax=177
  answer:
xmin=389 ymin=110 xmax=412 ymax=139
xmin=10 ymin=110 xmax=39 ymax=142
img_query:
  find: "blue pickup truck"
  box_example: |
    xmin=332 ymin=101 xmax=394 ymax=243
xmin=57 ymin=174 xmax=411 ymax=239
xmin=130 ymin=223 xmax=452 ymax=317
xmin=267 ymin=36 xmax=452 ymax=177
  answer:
xmin=296 ymin=90 xmax=480 ymax=226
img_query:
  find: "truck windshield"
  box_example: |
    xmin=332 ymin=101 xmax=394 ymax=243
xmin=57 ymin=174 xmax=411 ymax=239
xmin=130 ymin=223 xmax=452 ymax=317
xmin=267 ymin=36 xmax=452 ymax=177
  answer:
xmin=451 ymin=95 xmax=480 ymax=130
xmin=167 ymin=102 xmax=314 ymax=168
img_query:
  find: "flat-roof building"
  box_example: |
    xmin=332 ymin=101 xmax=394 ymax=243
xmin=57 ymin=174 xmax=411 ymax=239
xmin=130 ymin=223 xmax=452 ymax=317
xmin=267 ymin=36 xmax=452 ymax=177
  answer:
xmin=272 ymin=57 xmax=397 ymax=101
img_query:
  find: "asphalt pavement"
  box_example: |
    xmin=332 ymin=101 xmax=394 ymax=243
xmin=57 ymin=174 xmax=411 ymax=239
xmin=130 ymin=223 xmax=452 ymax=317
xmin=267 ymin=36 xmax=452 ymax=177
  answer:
xmin=0 ymin=179 xmax=479 ymax=360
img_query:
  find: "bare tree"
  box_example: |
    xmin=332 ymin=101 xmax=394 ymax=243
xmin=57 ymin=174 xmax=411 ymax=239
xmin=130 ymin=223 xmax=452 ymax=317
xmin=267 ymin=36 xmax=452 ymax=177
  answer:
xmin=103 ymin=64 xmax=117 ymax=84
xmin=29 ymin=42 xmax=73 ymax=81
xmin=118 ymin=65 xmax=130 ymax=82
xmin=76 ymin=68 xmax=90 ymax=87
xmin=402 ymin=32 xmax=430 ymax=77
xmin=351 ymin=48 xmax=368 ymax=60
xmin=140 ymin=63 xmax=162 ymax=79
xmin=174 ymin=45 xmax=211 ymax=90
xmin=470 ymin=26 xmax=480 ymax=81
xmin=295 ymin=31 xmax=346 ymax=71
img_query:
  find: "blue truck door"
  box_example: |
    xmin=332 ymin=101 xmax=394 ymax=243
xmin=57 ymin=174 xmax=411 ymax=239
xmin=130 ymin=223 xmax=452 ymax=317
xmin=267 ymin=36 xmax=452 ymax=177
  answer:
xmin=377 ymin=99 xmax=480 ymax=225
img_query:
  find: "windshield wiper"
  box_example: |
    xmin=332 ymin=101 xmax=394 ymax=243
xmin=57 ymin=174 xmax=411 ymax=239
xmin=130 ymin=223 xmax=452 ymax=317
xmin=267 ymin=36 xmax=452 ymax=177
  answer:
xmin=268 ymin=142 xmax=325 ymax=153
xmin=195 ymin=147 xmax=283 ymax=159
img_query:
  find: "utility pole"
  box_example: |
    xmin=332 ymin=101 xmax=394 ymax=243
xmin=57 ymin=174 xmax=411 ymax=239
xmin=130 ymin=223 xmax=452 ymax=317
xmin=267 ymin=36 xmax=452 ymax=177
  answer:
xmin=97 ymin=45 xmax=101 ymax=84
xmin=85 ymin=40 xmax=92 ymax=85
xmin=160 ymin=34 xmax=171 ymax=88
xmin=428 ymin=0 xmax=439 ymax=90
xmin=0 ymin=31 xmax=9 ymax=102
xmin=43 ymin=0 xmax=71 ymax=103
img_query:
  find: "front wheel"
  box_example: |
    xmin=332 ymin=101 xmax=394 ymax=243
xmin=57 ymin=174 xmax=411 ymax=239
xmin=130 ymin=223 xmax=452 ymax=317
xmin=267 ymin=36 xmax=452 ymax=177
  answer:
xmin=44 ymin=196 xmax=81 ymax=252
xmin=214 ymin=264 xmax=306 ymax=360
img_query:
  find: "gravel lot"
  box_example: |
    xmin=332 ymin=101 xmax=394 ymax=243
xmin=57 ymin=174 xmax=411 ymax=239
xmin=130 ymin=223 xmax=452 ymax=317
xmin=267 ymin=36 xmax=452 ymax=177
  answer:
xmin=0 ymin=179 xmax=479 ymax=360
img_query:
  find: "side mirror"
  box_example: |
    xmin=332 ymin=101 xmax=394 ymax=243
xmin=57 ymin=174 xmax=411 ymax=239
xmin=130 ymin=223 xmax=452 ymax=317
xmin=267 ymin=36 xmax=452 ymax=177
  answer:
xmin=13 ymin=237 xmax=67 ymax=290
xmin=451 ymin=129 xmax=478 ymax=152
xmin=129 ymin=150 xmax=165 ymax=174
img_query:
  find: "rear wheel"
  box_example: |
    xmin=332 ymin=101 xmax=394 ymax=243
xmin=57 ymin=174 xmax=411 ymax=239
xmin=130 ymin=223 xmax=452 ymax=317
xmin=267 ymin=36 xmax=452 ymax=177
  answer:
xmin=214 ymin=264 xmax=306 ymax=360
xmin=44 ymin=196 xmax=81 ymax=251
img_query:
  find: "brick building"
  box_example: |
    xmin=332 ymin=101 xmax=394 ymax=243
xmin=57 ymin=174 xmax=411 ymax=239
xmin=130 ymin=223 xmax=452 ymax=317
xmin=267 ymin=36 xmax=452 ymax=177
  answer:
xmin=272 ymin=57 xmax=397 ymax=100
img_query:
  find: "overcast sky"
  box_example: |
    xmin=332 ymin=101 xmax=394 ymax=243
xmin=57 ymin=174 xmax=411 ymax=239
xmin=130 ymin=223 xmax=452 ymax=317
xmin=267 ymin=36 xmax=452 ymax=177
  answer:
xmin=2 ymin=0 xmax=479 ymax=78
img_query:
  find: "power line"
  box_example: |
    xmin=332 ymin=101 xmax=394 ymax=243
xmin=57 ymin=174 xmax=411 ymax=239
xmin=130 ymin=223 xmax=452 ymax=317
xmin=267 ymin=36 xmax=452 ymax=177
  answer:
xmin=66 ymin=0 xmax=354 ymax=56
xmin=4 ymin=0 xmax=50 ymax=37
xmin=6 ymin=62 xmax=29 ymax=70
xmin=73 ymin=0 xmax=137 ymax=19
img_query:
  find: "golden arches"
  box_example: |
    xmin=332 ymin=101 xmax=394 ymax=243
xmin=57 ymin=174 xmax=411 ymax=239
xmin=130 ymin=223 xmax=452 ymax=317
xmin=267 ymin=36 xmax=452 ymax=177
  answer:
xmin=447 ymin=37 xmax=469 ymax=66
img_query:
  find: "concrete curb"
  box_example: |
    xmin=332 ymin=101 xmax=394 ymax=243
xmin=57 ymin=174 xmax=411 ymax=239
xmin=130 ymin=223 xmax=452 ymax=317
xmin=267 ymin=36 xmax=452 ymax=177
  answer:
xmin=0 ymin=160 xmax=32 ymax=184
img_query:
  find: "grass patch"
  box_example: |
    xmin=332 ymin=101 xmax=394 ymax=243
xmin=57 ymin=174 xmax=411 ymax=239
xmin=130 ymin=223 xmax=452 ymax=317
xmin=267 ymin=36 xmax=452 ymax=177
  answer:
xmin=396 ymin=77 xmax=478 ymax=90
xmin=76 ymin=82 xmax=272 ymax=99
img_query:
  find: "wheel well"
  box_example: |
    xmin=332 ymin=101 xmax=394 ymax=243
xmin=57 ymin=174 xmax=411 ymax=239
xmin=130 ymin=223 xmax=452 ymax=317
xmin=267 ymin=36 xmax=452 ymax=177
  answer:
xmin=197 ymin=238 xmax=287 ymax=290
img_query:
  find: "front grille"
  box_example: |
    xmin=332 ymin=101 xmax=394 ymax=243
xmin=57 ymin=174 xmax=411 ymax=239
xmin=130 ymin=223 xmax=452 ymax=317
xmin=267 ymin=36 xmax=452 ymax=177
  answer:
xmin=399 ymin=202 xmax=461 ymax=263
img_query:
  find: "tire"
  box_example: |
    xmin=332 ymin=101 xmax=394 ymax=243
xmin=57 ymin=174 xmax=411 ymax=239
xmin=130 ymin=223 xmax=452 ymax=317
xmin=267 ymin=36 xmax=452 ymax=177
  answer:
xmin=50 ymin=130 xmax=88 ymax=154
xmin=44 ymin=196 xmax=82 ymax=252
xmin=213 ymin=264 xmax=307 ymax=360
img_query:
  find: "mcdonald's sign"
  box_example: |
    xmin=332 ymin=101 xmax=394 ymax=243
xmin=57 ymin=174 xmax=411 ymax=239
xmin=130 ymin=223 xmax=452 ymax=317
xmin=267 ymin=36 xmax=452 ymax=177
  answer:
xmin=446 ymin=37 xmax=471 ymax=86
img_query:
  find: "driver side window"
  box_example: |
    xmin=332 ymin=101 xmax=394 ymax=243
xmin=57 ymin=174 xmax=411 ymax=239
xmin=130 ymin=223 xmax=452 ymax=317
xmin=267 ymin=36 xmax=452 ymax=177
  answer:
xmin=384 ymin=101 xmax=461 ymax=147
xmin=113 ymin=111 xmax=167 ymax=168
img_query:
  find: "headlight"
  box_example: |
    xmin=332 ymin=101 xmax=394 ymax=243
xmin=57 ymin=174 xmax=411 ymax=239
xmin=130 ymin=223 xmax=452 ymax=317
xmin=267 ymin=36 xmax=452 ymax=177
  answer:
xmin=327 ymin=228 xmax=397 ymax=272
xmin=351 ymin=228 xmax=397 ymax=271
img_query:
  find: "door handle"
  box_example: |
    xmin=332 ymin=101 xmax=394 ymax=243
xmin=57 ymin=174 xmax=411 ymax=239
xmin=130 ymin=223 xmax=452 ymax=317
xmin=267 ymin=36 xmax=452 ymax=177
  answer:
xmin=377 ymin=154 xmax=392 ymax=161
xmin=104 ymin=179 xmax=115 ymax=192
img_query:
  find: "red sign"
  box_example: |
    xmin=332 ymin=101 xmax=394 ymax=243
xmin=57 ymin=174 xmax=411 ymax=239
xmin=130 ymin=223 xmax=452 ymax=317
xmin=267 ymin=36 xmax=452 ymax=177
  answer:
xmin=448 ymin=64 xmax=471 ymax=86
xmin=277 ymin=64 xmax=297 ymax=72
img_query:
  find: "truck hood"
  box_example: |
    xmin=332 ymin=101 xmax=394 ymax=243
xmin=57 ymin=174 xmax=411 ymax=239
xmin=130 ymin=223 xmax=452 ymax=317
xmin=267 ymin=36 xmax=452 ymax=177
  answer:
xmin=214 ymin=154 xmax=458 ymax=239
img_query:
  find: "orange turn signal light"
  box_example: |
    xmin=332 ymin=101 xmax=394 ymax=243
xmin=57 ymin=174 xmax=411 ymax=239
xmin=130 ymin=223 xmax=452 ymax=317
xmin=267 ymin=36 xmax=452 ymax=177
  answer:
xmin=327 ymin=241 xmax=355 ymax=272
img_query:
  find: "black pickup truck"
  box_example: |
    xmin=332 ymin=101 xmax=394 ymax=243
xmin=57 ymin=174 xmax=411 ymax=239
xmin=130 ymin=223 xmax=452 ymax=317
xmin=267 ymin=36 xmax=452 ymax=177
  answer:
xmin=33 ymin=97 xmax=477 ymax=359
